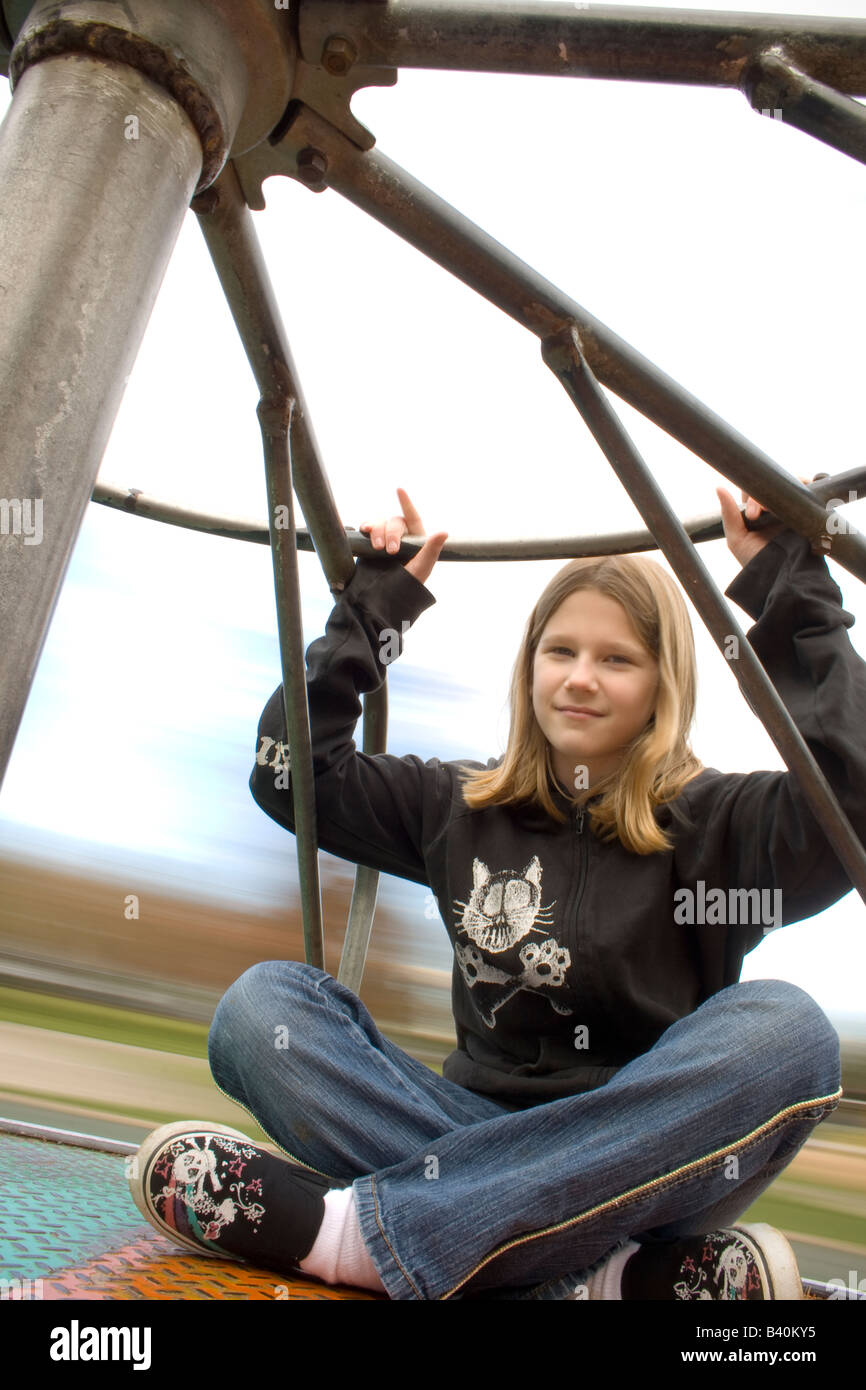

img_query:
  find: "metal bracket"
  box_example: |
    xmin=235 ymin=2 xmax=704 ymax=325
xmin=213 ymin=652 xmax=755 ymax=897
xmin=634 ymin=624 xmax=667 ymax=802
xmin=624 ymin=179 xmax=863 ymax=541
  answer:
xmin=230 ymin=2 xmax=397 ymax=206
xmin=287 ymin=53 xmax=397 ymax=153
xmin=234 ymin=98 xmax=350 ymax=209
xmin=233 ymin=65 xmax=396 ymax=208
xmin=295 ymin=0 xmax=397 ymax=147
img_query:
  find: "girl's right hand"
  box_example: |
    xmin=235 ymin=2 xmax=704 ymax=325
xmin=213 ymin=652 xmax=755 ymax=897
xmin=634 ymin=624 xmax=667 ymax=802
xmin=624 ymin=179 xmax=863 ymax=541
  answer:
xmin=359 ymin=487 xmax=448 ymax=586
xmin=716 ymin=474 xmax=815 ymax=570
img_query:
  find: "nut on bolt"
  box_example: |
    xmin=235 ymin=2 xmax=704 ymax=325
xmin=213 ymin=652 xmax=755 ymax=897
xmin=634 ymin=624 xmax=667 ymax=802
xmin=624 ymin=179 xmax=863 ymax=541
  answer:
xmin=296 ymin=147 xmax=329 ymax=189
xmin=322 ymin=35 xmax=357 ymax=76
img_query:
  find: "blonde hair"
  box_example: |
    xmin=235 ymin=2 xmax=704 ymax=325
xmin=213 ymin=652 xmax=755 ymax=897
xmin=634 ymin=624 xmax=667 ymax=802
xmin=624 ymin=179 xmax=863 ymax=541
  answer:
xmin=457 ymin=554 xmax=703 ymax=854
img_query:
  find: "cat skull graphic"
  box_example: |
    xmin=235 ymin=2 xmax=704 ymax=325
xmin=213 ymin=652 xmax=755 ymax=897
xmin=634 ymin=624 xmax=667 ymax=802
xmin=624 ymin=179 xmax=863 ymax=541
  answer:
xmin=454 ymin=855 xmax=555 ymax=953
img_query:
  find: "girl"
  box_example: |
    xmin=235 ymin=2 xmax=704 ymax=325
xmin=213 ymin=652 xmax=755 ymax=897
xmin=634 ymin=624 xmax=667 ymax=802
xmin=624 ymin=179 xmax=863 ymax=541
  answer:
xmin=129 ymin=485 xmax=859 ymax=1300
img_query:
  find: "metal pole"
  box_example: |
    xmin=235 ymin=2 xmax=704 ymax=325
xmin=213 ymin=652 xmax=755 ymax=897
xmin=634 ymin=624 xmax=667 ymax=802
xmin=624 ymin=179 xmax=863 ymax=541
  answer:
xmin=193 ymin=162 xmax=353 ymax=597
xmin=0 ymin=0 xmax=254 ymax=792
xmin=259 ymin=394 xmax=327 ymax=972
xmin=193 ymin=159 xmax=389 ymax=987
xmin=88 ymin=466 xmax=866 ymax=560
xmin=298 ymin=1 xmax=866 ymax=91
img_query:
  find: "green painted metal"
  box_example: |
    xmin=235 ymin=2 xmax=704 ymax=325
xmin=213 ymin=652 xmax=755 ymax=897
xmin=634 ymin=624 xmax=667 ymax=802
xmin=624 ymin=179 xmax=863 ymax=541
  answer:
xmin=0 ymin=1133 xmax=148 ymax=1283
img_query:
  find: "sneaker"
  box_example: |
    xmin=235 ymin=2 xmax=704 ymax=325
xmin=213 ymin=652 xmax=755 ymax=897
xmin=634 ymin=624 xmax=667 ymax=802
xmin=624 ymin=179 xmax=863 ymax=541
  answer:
xmin=621 ymin=1223 xmax=802 ymax=1300
xmin=128 ymin=1120 xmax=336 ymax=1273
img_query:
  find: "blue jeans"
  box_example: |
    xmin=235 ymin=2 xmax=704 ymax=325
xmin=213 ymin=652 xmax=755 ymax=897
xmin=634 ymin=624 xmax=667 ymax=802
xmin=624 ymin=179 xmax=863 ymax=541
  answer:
xmin=207 ymin=962 xmax=841 ymax=1301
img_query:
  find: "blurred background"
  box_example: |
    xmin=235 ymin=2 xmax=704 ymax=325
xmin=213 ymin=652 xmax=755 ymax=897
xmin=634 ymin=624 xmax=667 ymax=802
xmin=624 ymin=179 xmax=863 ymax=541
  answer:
xmin=0 ymin=0 xmax=864 ymax=1290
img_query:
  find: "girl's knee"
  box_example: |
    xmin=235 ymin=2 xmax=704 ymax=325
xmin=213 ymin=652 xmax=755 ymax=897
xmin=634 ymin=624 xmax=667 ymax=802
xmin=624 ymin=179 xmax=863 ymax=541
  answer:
xmin=208 ymin=959 xmax=325 ymax=1080
xmin=726 ymin=978 xmax=840 ymax=1098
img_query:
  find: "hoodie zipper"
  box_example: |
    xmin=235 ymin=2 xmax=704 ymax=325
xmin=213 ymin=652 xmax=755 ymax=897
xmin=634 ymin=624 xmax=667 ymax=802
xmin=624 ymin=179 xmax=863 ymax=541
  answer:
xmin=571 ymin=804 xmax=588 ymax=954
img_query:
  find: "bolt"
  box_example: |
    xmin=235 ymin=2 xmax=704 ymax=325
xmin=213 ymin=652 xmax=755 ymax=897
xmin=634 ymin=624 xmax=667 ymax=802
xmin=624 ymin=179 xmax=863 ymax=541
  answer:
xmin=295 ymin=148 xmax=328 ymax=188
xmin=322 ymin=35 xmax=357 ymax=76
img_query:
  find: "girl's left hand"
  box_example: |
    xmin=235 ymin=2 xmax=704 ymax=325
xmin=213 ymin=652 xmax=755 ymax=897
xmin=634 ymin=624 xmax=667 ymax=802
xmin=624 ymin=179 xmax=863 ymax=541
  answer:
xmin=716 ymin=477 xmax=813 ymax=569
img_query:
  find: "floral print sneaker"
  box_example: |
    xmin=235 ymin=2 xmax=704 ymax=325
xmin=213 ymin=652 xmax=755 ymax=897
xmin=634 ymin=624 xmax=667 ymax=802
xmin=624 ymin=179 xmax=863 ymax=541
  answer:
xmin=128 ymin=1120 xmax=336 ymax=1273
xmin=621 ymin=1223 xmax=802 ymax=1300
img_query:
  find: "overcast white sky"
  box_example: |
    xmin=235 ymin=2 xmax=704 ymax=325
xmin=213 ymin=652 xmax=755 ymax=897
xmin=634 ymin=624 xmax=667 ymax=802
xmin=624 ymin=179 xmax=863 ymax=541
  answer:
xmin=1 ymin=0 xmax=865 ymax=1021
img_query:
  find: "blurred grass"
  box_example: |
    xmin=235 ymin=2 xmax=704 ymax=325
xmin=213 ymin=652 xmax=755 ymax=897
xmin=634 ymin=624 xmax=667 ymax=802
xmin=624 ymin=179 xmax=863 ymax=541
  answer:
xmin=743 ymin=1194 xmax=866 ymax=1248
xmin=0 ymin=984 xmax=209 ymax=1057
xmin=0 ymin=1083 xmax=205 ymax=1132
xmin=0 ymin=985 xmax=447 ymax=1148
xmin=0 ymin=984 xmax=448 ymax=1070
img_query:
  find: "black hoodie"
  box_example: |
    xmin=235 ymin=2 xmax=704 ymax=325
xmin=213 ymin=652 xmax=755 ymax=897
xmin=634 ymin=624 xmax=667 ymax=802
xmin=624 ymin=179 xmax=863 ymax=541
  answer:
xmin=250 ymin=529 xmax=866 ymax=1108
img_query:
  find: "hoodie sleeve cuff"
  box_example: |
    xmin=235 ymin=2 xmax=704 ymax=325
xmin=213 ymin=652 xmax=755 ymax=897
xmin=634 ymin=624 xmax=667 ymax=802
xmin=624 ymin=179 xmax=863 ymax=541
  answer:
xmin=724 ymin=527 xmax=844 ymax=623
xmin=342 ymin=555 xmax=437 ymax=622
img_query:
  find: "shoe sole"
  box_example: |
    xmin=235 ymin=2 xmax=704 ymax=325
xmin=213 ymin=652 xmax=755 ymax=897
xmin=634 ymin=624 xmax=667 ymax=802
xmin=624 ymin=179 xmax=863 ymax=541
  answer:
xmin=731 ymin=1222 xmax=803 ymax=1300
xmin=129 ymin=1119 xmax=257 ymax=1260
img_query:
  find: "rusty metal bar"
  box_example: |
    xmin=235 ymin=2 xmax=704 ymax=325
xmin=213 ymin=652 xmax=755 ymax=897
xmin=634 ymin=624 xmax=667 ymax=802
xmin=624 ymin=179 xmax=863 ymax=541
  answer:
xmin=333 ymin=620 xmax=397 ymax=985
xmin=258 ymin=393 xmax=326 ymax=972
xmin=338 ymin=868 xmax=381 ymax=989
xmin=193 ymin=159 xmax=388 ymax=989
xmin=338 ymin=637 xmax=392 ymax=988
xmin=193 ymin=162 xmax=352 ymax=597
xmin=0 ymin=1115 xmax=136 ymax=1156
xmin=236 ymin=105 xmax=866 ymax=587
xmin=89 ymin=466 xmax=866 ymax=560
xmin=543 ymin=323 xmax=866 ymax=906
xmin=297 ymin=2 xmax=866 ymax=92
xmin=742 ymin=48 xmax=866 ymax=166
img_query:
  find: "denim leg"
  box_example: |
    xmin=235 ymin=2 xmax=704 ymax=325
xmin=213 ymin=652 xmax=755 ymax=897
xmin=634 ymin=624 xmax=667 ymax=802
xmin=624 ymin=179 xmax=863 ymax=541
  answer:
xmin=208 ymin=960 xmax=510 ymax=1183
xmin=471 ymin=1100 xmax=833 ymax=1301
xmin=350 ymin=979 xmax=841 ymax=1300
xmin=209 ymin=967 xmax=840 ymax=1302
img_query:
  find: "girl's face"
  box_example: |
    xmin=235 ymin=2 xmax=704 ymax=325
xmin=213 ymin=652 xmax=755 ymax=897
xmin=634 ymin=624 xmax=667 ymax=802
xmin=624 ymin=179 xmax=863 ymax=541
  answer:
xmin=531 ymin=587 xmax=660 ymax=794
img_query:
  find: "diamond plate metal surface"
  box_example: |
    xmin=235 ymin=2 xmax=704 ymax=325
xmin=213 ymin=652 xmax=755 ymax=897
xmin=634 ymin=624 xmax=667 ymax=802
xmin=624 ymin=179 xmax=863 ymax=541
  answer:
xmin=0 ymin=1133 xmax=380 ymax=1300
